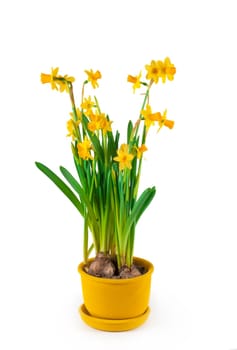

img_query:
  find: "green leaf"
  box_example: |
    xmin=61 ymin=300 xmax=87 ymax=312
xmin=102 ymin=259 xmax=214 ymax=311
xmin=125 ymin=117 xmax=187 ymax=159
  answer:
xmin=123 ymin=186 xmax=156 ymax=243
xmin=127 ymin=120 xmax=133 ymax=143
xmin=35 ymin=162 xmax=83 ymax=215
xmin=60 ymin=166 xmax=100 ymax=233
xmin=107 ymin=121 xmax=119 ymax=158
xmin=133 ymin=186 xmax=156 ymax=222
xmin=59 ymin=166 xmax=82 ymax=194
xmin=73 ymin=157 xmax=87 ymax=191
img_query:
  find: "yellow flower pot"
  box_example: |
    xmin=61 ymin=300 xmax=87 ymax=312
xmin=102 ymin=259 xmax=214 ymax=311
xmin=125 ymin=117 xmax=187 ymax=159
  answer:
xmin=78 ymin=257 xmax=154 ymax=331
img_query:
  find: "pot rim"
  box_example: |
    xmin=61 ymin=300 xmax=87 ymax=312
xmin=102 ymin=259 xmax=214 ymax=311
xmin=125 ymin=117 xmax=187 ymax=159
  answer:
xmin=78 ymin=256 xmax=154 ymax=284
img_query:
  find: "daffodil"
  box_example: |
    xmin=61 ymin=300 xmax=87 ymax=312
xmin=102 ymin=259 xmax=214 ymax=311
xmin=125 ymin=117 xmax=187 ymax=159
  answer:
xmin=84 ymin=69 xmax=102 ymax=89
xmin=127 ymin=71 xmax=142 ymax=93
xmin=41 ymin=68 xmax=75 ymax=92
xmin=141 ymin=104 xmax=161 ymax=130
xmin=40 ymin=67 xmax=60 ymax=90
xmin=114 ymin=144 xmax=134 ymax=171
xmin=136 ymin=144 xmax=148 ymax=159
xmin=66 ymin=119 xmax=76 ymax=139
xmin=81 ymin=96 xmax=95 ymax=114
xmin=67 ymin=109 xmax=81 ymax=139
xmin=100 ymin=115 xmax=113 ymax=135
xmin=87 ymin=113 xmax=102 ymax=133
xmin=145 ymin=60 xmax=160 ymax=84
xmin=157 ymin=109 xmax=175 ymax=131
xmin=158 ymin=57 xmax=176 ymax=83
xmin=77 ymin=137 xmax=93 ymax=160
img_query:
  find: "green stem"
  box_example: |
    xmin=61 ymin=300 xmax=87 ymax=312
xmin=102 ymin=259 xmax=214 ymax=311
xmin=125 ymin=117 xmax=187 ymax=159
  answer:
xmin=83 ymin=211 xmax=88 ymax=263
xmin=94 ymin=96 xmax=101 ymax=114
xmin=81 ymin=81 xmax=88 ymax=105
xmin=130 ymin=82 xmax=152 ymax=142
xmin=67 ymin=83 xmax=81 ymax=141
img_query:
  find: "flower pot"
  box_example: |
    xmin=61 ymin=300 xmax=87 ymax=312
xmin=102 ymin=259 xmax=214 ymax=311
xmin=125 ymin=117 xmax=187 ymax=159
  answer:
xmin=78 ymin=257 xmax=154 ymax=331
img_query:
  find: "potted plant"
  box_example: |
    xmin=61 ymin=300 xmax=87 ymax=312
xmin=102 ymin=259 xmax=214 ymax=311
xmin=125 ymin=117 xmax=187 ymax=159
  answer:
xmin=36 ymin=58 xmax=176 ymax=331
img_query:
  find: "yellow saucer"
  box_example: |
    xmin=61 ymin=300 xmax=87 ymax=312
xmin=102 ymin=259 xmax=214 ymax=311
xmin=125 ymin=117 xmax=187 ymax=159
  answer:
xmin=79 ymin=304 xmax=150 ymax=332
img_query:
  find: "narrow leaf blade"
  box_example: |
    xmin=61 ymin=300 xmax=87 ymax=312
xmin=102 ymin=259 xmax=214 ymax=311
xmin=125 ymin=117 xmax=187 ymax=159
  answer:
xmin=35 ymin=162 xmax=83 ymax=215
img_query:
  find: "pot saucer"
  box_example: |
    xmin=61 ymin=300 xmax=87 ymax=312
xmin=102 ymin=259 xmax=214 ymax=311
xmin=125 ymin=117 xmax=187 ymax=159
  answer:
xmin=79 ymin=304 xmax=150 ymax=332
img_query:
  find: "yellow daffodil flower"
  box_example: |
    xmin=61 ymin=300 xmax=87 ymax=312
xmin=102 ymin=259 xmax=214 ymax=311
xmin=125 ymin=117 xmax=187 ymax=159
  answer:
xmin=136 ymin=144 xmax=148 ymax=159
xmin=145 ymin=58 xmax=176 ymax=84
xmin=41 ymin=68 xmax=75 ymax=92
xmin=145 ymin=60 xmax=160 ymax=84
xmin=141 ymin=104 xmax=161 ymax=130
xmin=77 ymin=137 xmax=93 ymax=160
xmin=87 ymin=113 xmax=112 ymax=134
xmin=114 ymin=144 xmax=134 ymax=171
xmin=84 ymin=69 xmax=102 ymax=89
xmin=127 ymin=71 xmax=142 ymax=93
xmin=81 ymin=96 xmax=95 ymax=114
xmin=157 ymin=109 xmax=175 ymax=131
xmin=66 ymin=119 xmax=75 ymax=139
xmin=100 ymin=115 xmax=113 ymax=135
xmin=66 ymin=117 xmax=81 ymax=139
xmin=87 ymin=113 xmax=102 ymax=133
xmin=41 ymin=67 xmax=60 ymax=90
xmin=158 ymin=57 xmax=176 ymax=83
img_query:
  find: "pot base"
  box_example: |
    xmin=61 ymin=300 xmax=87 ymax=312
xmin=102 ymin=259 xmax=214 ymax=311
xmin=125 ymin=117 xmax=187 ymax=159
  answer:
xmin=79 ymin=304 xmax=150 ymax=332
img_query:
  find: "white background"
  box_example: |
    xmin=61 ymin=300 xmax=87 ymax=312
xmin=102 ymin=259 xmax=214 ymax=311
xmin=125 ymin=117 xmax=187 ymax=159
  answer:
xmin=0 ymin=0 xmax=237 ymax=349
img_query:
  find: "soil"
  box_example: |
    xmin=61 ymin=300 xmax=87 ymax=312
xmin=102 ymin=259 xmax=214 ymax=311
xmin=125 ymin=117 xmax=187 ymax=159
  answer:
xmin=85 ymin=253 xmax=147 ymax=279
